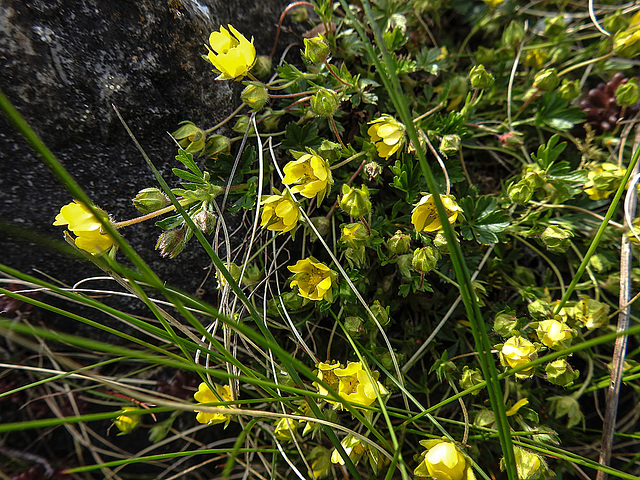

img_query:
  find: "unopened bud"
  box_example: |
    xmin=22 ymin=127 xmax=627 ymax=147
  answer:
xmin=339 ymin=184 xmax=371 ymax=218
xmin=494 ymin=311 xmax=519 ymax=337
xmin=250 ymin=55 xmax=272 ymax=80
xmin=155 ymin=227 xmax=187 ymax=258
xmin=439 ymin=134 xmax=461 ymax=157
xmin=508 ymin=181 xmax=534 ymax=204
xmin=387 ymin=230 xmax=411 ymax=254
xmin=133 ymin=188 xmax=171 ymax=214
xmin=460 ymin=366 xmax=484 ymax=394
xmin=345 ymin=315 xmax=365 ymax=338
xmin=503 ymin=21 xmax=525 ymax=49
xmin=615 ymin=78 xmax=639 ymax=106
xmin=558 ymin=79 xmax=580 ymax=101
xmin=241 ymin=82 xmax=268 ymax=111
xmin=242 ymin=264 xmax=262 ymax=286
xmin=369 ymin=300 xmax=390 ymax=326
xmin=204 ymin=134 xmax=231 ymax=159
xmin=469 ymin=64 xmax=495 ymax=89
xmin=172 ymin=121 xmax=206 ymax=154
xmin=309 ymin=216 xmax=330 ymax=242
xmin=303 ymin=35 xmax=330 ymax=64
xmin=541 ymin=225 xmax=573 ymax=253
xmin=311 ymin=88 xmax=340 ymax=116
xmin=412 ymin=246 xmax=440 ymax=273
xmin=533 ymin=68 xmax=559 ymax=91
xmin=193 ymin=209 xmax=216 ymax=234
xmin=498 ymin=130 xmax=524 ymax=148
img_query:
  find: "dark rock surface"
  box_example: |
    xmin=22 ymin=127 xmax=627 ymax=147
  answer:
xmin=0 ymin=0 xmax=289 ymax=302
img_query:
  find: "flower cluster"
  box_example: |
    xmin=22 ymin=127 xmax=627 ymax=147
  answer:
xmin=53 ymin=201 xmax=116 ymax=254
xmin=313 ymin=361 xmax=388 ymax=410
xmin=283 ymin=151 xmax=333 ymax=204
xmin=194 ymin=382 xmax=233 ymax=427
xmin=411 ymin=194 xmax=463 ymax=232
xmin=205 ymin=25 xmax=256 ymax=80
xmin=288 ymin=257 xmax=338 ymax=302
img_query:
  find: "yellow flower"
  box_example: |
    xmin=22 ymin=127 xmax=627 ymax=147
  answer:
xmin=535 ymin=319 xmax=573 ymax=349
xmin=367 ymin=115 xmax=406 ymax=158
xmin=53 ymin=201 xmax=116 ymax=254
xmin=288 ymin=257 xmax=338 ymax=302
xmin=499 ymin=336 xmax=538 ymax=379
xmin=114 ymin=407 xmax=141 ymax=435
xmin=194 ymin=382 xmax=233 ymax=426
xmin=274 ymin=418 xmax=297 ymax=442
xmin=308 ymin=446 xmax=332 ymax=479
xmin=339 ymin=222 xmax=369 ymax=248
xmin=414 ymin=440 xmax=476 ymax=480
xmin=314 ymin=361 xmax=388 ymax=410
xmin=330 ymin=434 xmax=367 ymax=465
xmin=512 ymin=446 xmax=546 ymax=480
xmin=483 ymin=0 xmax=504 ymax=7
xmin=260 ymin=190 xmax=300 ymax=233
xmin=205 ymin=25 xmax=256 ymax=80
xmin=584 ymin=162 xmax=625 ymax=200
xmin=282 ymin=152 xmax=333 ymax=203
xmin=411 ymin=194 xmax=463 ymax=232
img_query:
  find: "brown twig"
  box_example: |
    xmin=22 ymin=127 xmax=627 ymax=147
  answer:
xmin=269 ymin=1 xmax=315 ymax=59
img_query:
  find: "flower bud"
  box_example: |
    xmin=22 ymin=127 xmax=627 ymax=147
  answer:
xmin=311 ymin=88 xmax=340 ymax=116
xmin=498 ymin=130 xmax=524 ymax=148
xmin=503 ymin=21 xmax=525 ymax=49
xmin=290 ymin=5 xmax=310 ymax=22
xmin=474 ymin=408 xmax=495 ymax=428
xmin=303 ymin=35 xmax=330 ymax=64
xmin=535 ymin=319 xmax=574 ymax=349
xmin=548 ymin=394 xmax=584 ymax=428
xmin=508 ymin=181 xmax=534 ymax=204
xmin=369 ymin=300 xmax=390 ymax=326
xmin=541 ymin=225 xmax=573 ymax=253
xmin=558 ymin=79 xmax=580 ymax=101
xmin=274 ymin=418 xmax=297 ymax=442
xmin=308 ymin=216 xmax=331 ymax=242
xmin=387 ymin=231 xmax=411 ymax=254
xmin=615 ymin=78 xmax=639 ymax=106
xmin=524 ymin=49 xmax=550 ymax=69
xmin=574 ymin=295 xmax=609 ymax=330
xmin=412 ymin=246 xmax=440 ymax=273
xmin=433 ymin=231 xmax=454 ymax=254
xmin=240 ymin=82 xmax=268 ymax=111
xmin=232 ymin=115 xmax=254 ymax=134
xmin=439 ymin=134 xmax=461 ymax=156
xmin=603 ymin=10 xmax=629 ymax=34
xmin=545 ymin=358 xmax=579 ymax=386
xmin=242 ymin=264 xmax=263 ymax=286
xmin=339 ymin=222 xmax=370 ymax=248
xmin=345 ymin=315 xmax=365 ymax=338
xmin=216 ymin=262 xmax=242 ymax=290
xmin=250 ymin=55 xmax=272 ymax=80
xmin=469 ymin=64 xmax=495 ymax=89
xmin=204 ymin=134 xmax=231 ymax=159
xmin=533 ymin=68 xmax=559 ymax=91
xmin=544 ymin=15 xmax=566 ymax=37
xmin=114 ymin=407 xmax=141 ymax=435
xmin=459 ymin=366 xmax=484 ymax=394
xmin=155 ymin=227 xmax=187 ymax=258
xmin=133 ymin=187 xmax=171 ymax=214
xmin=193 ymin=209 xmax=216 ymax=234
xmin=364 ymin=161 xmax=383 ymax=181
xmin=172 ymin=121 xmax=206 ymax=154
xmin=339 ymin=184 xmax=371 ymax=218
xmin=614 ymin=28 xmax=640 ymax=58
xmin=493 ymin=311 xmax=519 ymax=338
xmin=344 ymin=245 xmax=368 ymax=269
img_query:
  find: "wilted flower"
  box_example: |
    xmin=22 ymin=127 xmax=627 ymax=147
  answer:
xmin=411 ymin=194 xmax=463 ymax=232
xmin=283 ymin=151 xmax=333 ymax=203
xmin=205 ymin=25 xmax=256 ymax=80
xmin=339 ymin=222 xmax=370 ymax=248
xmin=546 ymin=358 xmax=580 ymax=386
xmin=288 ymin=257 xmax=338 ymax=302
xmin=573 ymin=295 xmax=609 ymax=330
xmin=53 ymin=201 xmax=116 ymax=254
xmin=114 ymin=407 xmax=141 ymax=435
xmin=541 ymin=225 xmax=573 ymax=253
xmin=155 ymin=227 xmax=187 ymax=258
xmin=314 ymin=361 xmax=388 ymax=410
xmin=503 ymin=447 xmax=546 ymax=480
xmin=194 ymin=382 xmax=233 ymax=427
xmin=499 ymin=336 xmax=538 ymax=379
xmin=368 ymin=115 xmax=406 ymax=158
xmin=260 ymin=190 xmax=300 ymax=233
xmin=414 ymin=440 xmax=476 ymax=480
xmin=535 ymin=319 xmax=573 ymax=349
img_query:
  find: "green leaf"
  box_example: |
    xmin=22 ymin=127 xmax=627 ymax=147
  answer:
xmin=281 ymin=122 xmax=321 ymax=151
xmin=175 ymin=149 xmax=203 ymax=177
xmin=204 ymin=146 xmax=256 ymax=186
xmin=156 ymin=214 xmax=184 ymax=230
xmin=460 ymin=196 xmax=510 ymax=244
xmin=390 ymin=153 xmax=425 ymax=203
xmin=276 ymin=63 xmax=308 ymax=82
xmin=532 ymin=133 xmax=567 ymax=169
xmin=172 ymin=168 xmax=204 ymax=184
xmin=535 ymin=93 xmax=585 ymax=131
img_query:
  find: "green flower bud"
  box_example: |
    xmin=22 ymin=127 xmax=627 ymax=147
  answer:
xmin=240 ymin=82 xmax=268 ymax=111
xmin=439 ymin=134 xmax=461 ymax=156
xmin=290 ymin=5 xmax=310 ymax=22
xmin=387 ymin=230 xmax=411 ymax=254
xmin=432 ymin=232 xmax=453 ymax=254
xmin=508 ymin=181 xmax=534 ymax=204
xmin=459 ymin=366 xmax=484 ymax=394
xmin=250 ymin=55 xmax=272 ymax=80
xmin=541 ymin=225 xmax=573 ymax=253
xmin=193 ymin=209 xmax=216 ymax=234
xmin=509 ymin=447 xmax=547 ymax=480
xmin=204 ymin=134 xmax=231 ymax=159
xmin=364 ymin=161 xmax=383 ymax=181
xmin=311 ymin=88 xmax=340 ymax=116
xmin=614 ymin=28 xmax=640 ymax=58
xmin=172 ymin=121 xmax=206 ymax=154
xmin=344 ymin=245 xmax=368 ymax=268
xmin=339 ymin=222 xmax=370 ymax=248
xmin=339 ymin=184 xmax=371 ymax=218
xmin=412 ymin=246 xmax=440 ymax=273
xmin=503 ymin=21 xmax=525 ymax=49
xmin=397 ymin=253 xmax=413 ymax=280
xmin=317 ymin=139 xmax=343 ymax=162
xmin=133 ymin=187 xmax=171 ymax=214
xmin=242 ymin=263 xmax=262 ymax=286
xmin=475 ymin=46 xmax=497 ymax=65
xmin=369 ymin=300 xmax=390 ymax=326
xmin=345 ymin=315 xmax=365 ymax=338
xmin=544 ymin=15 xmax=566 ymax=37
xmin=603 ymin=10 xmax=629 ymax=34
xmin=574 ymin=295 xmax=609 ymax=330
xmin=615 ymin=78 xmax=639 ymax=106
xmin=114 ymin=407 xmax=141 ymax=435
xmin=498 ymin=130 xmax=524 ymax=148
xmin=533 ymin=68 xmax=559 ymax=91
xmin=545 ymin=359 xmax=579 ymax=387
xmin=155 ymin=227 xmax=187 ymax=258
xmin=494 ymin=311 xmax=519 ymax=338
xmin=303 ymin=35 xmax=330 ymax=64
xmin=309 ymin=216 xmax=331 ymax=242
xmin=474 ymin=408 xmax=495 ymax=428
xmin=232 ymin=115 xmax=255 ymax=134
xmin=548 ymin=394 xmax=584 ymax=428
xmin=558 ymin=79 xmax=581 ymax=101
xmin=527 ymin=298 xmax=552 ymax=320
xmin=469 ymin=64 xmax=495 ymax=89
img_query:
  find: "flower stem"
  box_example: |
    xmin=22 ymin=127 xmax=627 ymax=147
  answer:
xmin=205 ymin=104 xmax=246 ymax=134
xmin=329 ymin=115 xmax=346 ymax=149
xmin=330 ymin=151 xmax=366 ymax=170
xmin=111 ymin=198 xmax=197 ymax=228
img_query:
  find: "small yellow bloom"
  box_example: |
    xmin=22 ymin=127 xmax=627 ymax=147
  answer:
xmin=330 ymin=434 xmax=367 ymax=465
xmin=194 ymin=382 xmax=233 ymax=426
xmin=205 ymin=25 xmax=256 ymax=80
xmin=53 ymin=201 xmax=116 ymax=254
xmin=314 ymin=361 xmax=388 ymax=410
xmin=499 ymin=336 xmax=538 ymax=379
xmin=288 ymin=257 xmax=338 ymax=302
xmin=368 ymin=115 xmax=406 ymax=158
xmin=411 ymin=194 xmax=463 ymax=232
xmin=260 ymin=190 xmax=300 ymax=233
xmin=114 ymin=407 xmax=141 ymax=435
xmin=584 ymin=162 xmax=625 ymax=200
xmin=535 ymin=319 xmax=573 ymax=349
xmin=483 ymin=0 xmax=504 ymax=8
xmin=512 ymin=446 xmax=546 ymax=480
xmin=414 ymin=440 xmax=476 ymax=480
xmin=273 ymin=418 xmax=297 ymax=442
xmin=339 ymin=222 xmax=369 ymax=248
xmin=283 ymin=152 xmax=333 ymax=203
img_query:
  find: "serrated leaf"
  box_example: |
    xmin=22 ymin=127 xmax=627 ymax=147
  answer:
xmin=460 ymin=196 xmax=510 ymax=244
xmin=172 ymin=168 xmax=204 ymax=184
xmin=276 ymin=63 xmax=308 ymax=82
xmin=281 ymin=123 xmax=321 ymax=151
xmin=535 ymin=93 xmax=585 ymax=132
xmin=175 ymin=149 xmax=203 ymax=176
xmin=390 ymin=154 xmax=424 ymax=203
xmin=156 ymin=214 xmax=184 ymax=230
